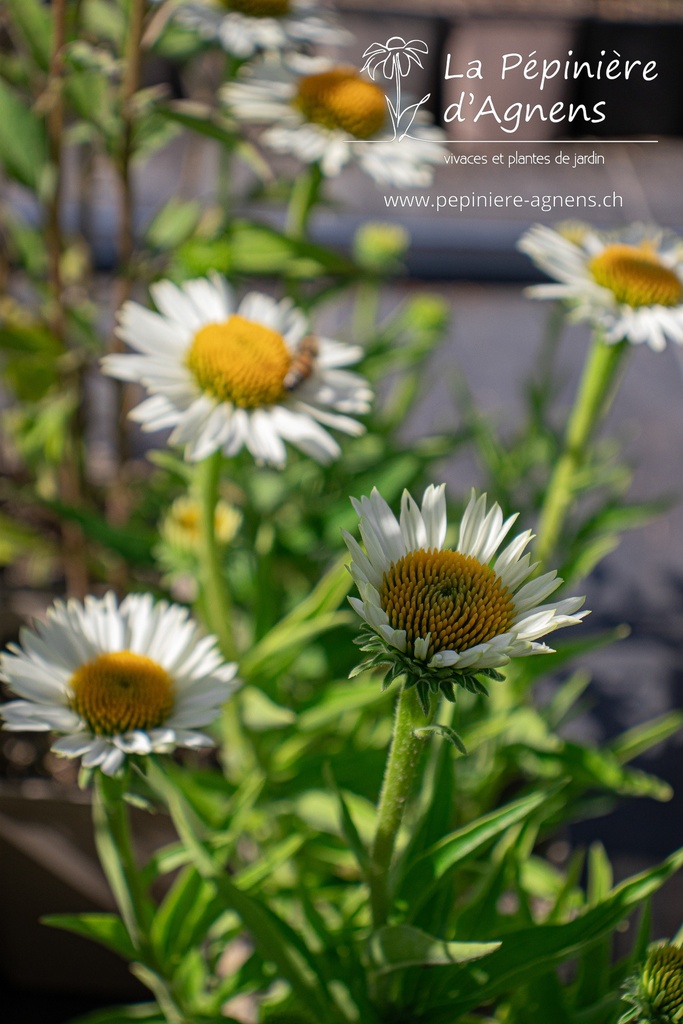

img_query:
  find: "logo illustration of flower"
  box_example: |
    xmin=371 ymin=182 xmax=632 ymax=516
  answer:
xmin=361 ymin=36 xmax=431 ymax=141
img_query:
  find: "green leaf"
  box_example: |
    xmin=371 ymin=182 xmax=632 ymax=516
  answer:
xmin=323 ymin=764 xmax=370 ymax=876
xmin=144 ymin=760 xmax=339 ymax=1024
xmin=0 ymin=80 xmax=48 ymax=188
xmin=4 ymin=0 xmax=51 ymax=70
xmin=175 ymin=220 xmax=356 ymax=281
xmin=80 ymin=0 xmax=126 ymax=47
xmin=145 ymin=197 xmax=202 ymax=251
xmin=609 ymin=711 xmax=683 ymax=764
xmin=370 ymin=925 xmax=500 ymax=974
xmin=413 ymin=723 xmax=467 ymax=753
xmin=38 ymin=498 xmax=157 ymax=566
xmin=150 ymin=865 xmax=205 ymax=965
xmin=159 ymin=102 xmax=238 ymax=148
xmin=509 ymin=739 xmax=673 ymax=802
xmin=240 ymin=686 xmax=296 ymax=731
xmin=425 ymin=846 xmax=683 ymax=1022
xmin=544 ymin=670 xmax=592 ymax=729
xmin=397 ymin=790 xmax=553 ymax=918
xmin=239 ymin=557 xmax=352 ymax=683
xmin=41 ymin=912 xmax=136 ymax=961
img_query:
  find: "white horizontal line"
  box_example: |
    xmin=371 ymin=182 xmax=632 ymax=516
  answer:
xmin=436 ymin=139 xmax=659 ymax=144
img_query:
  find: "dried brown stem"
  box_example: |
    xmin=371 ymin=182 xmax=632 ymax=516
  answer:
xmin=46 ymin=0 xmax=89 ymax=599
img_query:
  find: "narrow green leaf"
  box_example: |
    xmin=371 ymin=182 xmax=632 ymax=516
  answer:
xmin=41 ymin=912 xmax=136 ymax=961
xmin=145 ymin=197 xmax=202 ymax=251
xmin=150 ymin=865 xmax=204 ymax=965
xmin=144 ymin=760 xmax=338 ymax=1024
xmin=38 ymin=498 xmax=156 ymax=566
xmin=240 ymin=686 xmax=296 ymax=731
xmin=426 ymin=846 xmax=683 ymax=1021
xmin=544 ymin=670 xmax=592 ymax=729
xmin=0 ymin=80 xmax=48 ymax=188
xmin=4 ymin=0 xmax=51 ymax=70
xmin=323 ymin=764 xmax=371 ymax=876
xmin=609 ymin=711 xmax=683 ymax=764
xmin=397 ymin=790 xmax=552 ymax=916
xmin=370 ymin=924 xmax=499 ymax=974
xmin=413 ymin=723 xmax=467 ymax=753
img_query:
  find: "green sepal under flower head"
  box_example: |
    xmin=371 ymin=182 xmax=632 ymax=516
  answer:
xmin=620 ymin=941 xmax=683 ymax=1024
xmin=350 ymin=625 xmax=504 ymax=713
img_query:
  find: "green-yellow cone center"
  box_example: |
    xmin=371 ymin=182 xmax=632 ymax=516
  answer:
xmin=640 ymin=944 xmax=683 ymax=1021
xmin=589 ymin=243 xmax=683 ymax=308
xmin=379 ymin=548 xmax=515 ymax=659
xmin=219 ymin=0 xmax=291 ymax=16
xmin=186 ymin=315 xmax=291 ymax=408
xmin=295 ymin=67 xmax=387 ymax=139
xmin=70 ymin=651 xmax=175 ymax=736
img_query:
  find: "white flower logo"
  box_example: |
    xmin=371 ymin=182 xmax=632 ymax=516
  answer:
xmin=361 ymin=36 xmax=430 ymax=141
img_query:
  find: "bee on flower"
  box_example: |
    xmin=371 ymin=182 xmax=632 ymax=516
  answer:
xmin=101 ymin=274 xmax=372 ymax=467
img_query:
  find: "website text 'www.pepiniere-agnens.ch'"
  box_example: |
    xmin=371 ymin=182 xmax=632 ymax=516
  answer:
xmin=384 ymin=191 xmax=623 ymax=213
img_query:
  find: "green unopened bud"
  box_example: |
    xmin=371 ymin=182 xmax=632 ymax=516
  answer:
xmin=353 ymin=221 xmax=410 ymax=273
xmin=402 ymin=294 xmax=450 ymax=334
xmin=620 ymin=942 xmax=683 ymax=1024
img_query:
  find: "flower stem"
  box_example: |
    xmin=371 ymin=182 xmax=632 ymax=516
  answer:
xmin=93 ymin=771 xmax=152 ymax=950
xmin=285 ymin=162 xmax=323 ymax=240
xmin=369 ymin=684 xmax=431 ymax=929
xmin=534 ymin=334 xmax=629 ymax=568
xmin=197 ymin=451 xmax=236 ymax=661
xmin=93 ymin=771 xmax=190 ymax=1024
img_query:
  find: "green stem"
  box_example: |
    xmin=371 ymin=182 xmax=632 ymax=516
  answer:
xmin=369 ymin=684 xmax=431 ymax=929
xmin=352 ymin=278 xmax=381 ymax=341
xmin=93 ymin=771 xmax=150 ymax=949
xmin=534 ymin=335 xmax=629 ymax=568
xmin=197 ymin=451 xmax=236 ymax=661
xmin=285 ymin=162 xmax=323 ymax=240
xmin=93 ymin=772 xmax=189 ymax=1024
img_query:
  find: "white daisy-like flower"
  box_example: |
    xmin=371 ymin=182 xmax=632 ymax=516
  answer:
xmin=343 ymin=486 xmax=587 ymax=702
xmin=222 ymin=61 xmax=445 ymax=187
xmin=0 ymin=593 xmax=239 ymax=777
xmin=172 ymin=0 xmax=347 ymax=59
xmin=518 ymin=223 xmax=683 ymax=352
xmin=101 ymin=275 xmax=372 ymax=467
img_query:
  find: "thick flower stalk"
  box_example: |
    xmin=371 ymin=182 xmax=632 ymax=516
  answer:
xmin=345 ymin=484 xmax=587 ymax=928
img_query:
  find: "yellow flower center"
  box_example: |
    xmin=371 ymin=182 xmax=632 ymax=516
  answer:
xmin=295 ymin=68 xmax=387 ymax=139
xmin=588 ymin=243 xmax=683 ymax=308
xmin=220 ymin=0 xmax=291 ymax=15
xmin=186 ymin=315 xmax=291 ymax=408
xmin=379 ymin=548 xmax=515 ymax=660
xmin=70 ymin=651 xmax=175 ymax=736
